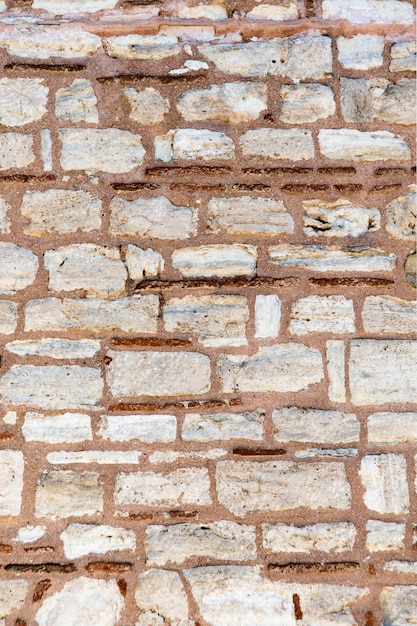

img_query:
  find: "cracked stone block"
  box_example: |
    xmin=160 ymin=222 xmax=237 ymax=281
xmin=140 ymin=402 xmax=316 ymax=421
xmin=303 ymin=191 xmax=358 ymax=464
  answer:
xmin=303 ymin=198 xmax=380 ymax=237
xmin=55 ymin=79 xmax=99 ymax=123
xmin=124 ymin=245 xmax=164 ymax=282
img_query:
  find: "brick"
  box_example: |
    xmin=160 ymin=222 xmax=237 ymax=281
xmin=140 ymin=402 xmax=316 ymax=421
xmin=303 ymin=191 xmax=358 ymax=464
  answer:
xmin=47 ymin=450 xmax=140 ymax=464
xmin=0 ymin=581 xmax=27 ymax=618
xmin=33 ymin=0 xmax=117 ymax=13
xmin=360 ymin=454 xmax=409 ymax=514
xmin=0 ymin=450 xmax=24 ymax=516
xmin=0 ymin=78 xmax=47 ymax=126
xmin=269 ymin=244 xmax=396 ymax=272
xmin=216 ymin=460 xmax=351 ymax=516
xmin=207 ymin=196 xmax=294 ymax=236
xmin=240 ymin=128 xmax=314 ymax=160
xmin=279 ymin=84 xmax=335 ymax=124
xmin=104 ymin=34 xmax=181 ymax=60
xmin=0 ymin=26 xmax=101 ymax=59
xmin=124 ymin=245 xmax=164 ymax=282
xmin=303 ymin=198 xmax=380 ymax=238
xmin=0 ymin=133 xmax=34 ymax=171
xmin=0 ymin=300 xmax=18 ymax=335
xmin=272 ymin=407 xmax=359 ymax=444
xmin=155 ymin=128 xmax=234 ymax=161
xmin=247 ymin=2 xmax=298 ymax=19
xmin=172 ymin=244 xmax=257 ymax=278
xmin=55 ymin=79 xmax=99 ymax=123
xmin=290 ymin=295 xmax=355 ymax=334
xmin=22 ymin=411 xmax=92 ymax=443
xmin=6 ymin=338 xmax=100 ymax=359
xmin=326 ymin=339 xmax=346 ymax=403
xmin=35 ymin=470 xmax=103 ymax=518
xmin=60 ymin=523 xmax=135 ymax=558
xmin=322 ymin=0 xmax=414 ymax=24
xmin=362 ymin=295 xmax=417 ymax=334
xmin=368 ymin=412 xmax=417 ymax=445
xmin=318 ymin=129 xmax=411 ymax=161
xmin=99 ymin=414 xmax=176 ymax=443
xmin=135 ymin=570 xmax=190 ymax=626
xmin=366 ymin=520 xmax=406 ymax=552
xmin=263 ymin=522 xmax=357 ymax=554
xmin=255 ymin=294 xmax=281 ymax=338
xmin=124 ymin=87 xmax=169 ymax=125
xmin=386 ymin=185 xmax=416 ymax=240
xmin=337 ymin=34 xmax=384 ymax=69
xmin=380 ymin=586 xmax=417 ymax=626
xmin=182 ymin=410 xmax=264 ymax=442
xmin=390 ymin=41 xmax=416 ymax=72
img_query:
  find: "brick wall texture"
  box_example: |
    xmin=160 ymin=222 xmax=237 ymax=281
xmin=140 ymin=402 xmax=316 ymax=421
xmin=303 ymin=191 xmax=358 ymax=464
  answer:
xmin=0 ymin=0 xmax=415 ymax=624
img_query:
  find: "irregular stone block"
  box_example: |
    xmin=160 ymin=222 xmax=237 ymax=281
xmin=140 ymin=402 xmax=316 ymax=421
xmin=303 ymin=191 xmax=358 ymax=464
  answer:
xmin=47 ymin=450 xmax=139 ymax=464
xmin=366 ymin=520 xmax=405 ymax=552
xmin=35 ymin=470 xmax=103 ymax=518
xmin=0 ymin=365 xmax=103 ymax=410
xmin=405 ymin=251 xmax=416 ymax=288
xmin=255 ymin=294 xmax=281 ymax=338
xmin=207 ymin=196 xmax=293 ymax=236
xmin=269 ymin=244 xmax=396 ymax=272
xmin=0 ymin=197 xmax=10 ymax=233
xmin=33 ymin=0 xmax=117 ymax=13
xmin=155 ymin=128 xmax=234 ymax=161
xmin=303 ymin=198 xmax=380 ymax=238
xmin=380 ymin=586 xmax=417 ymax=626
xmin=279 ymin=84 xmax=335 ymax=124
xmin=124 ymin=245 xmax=164 ymax=282
xmin=240 ymin=128 xmax=314 ymax=160
xmin=368 ymin=412 xmax=417 ymax=445
xmin=172 ymin=244 xmax=257 ymax=278
xmin=247 ymin=2 xmax=298 ymax=19
xmin=40 ymin=128 xmax=52 ymax=171
xmin=390 ymin=41 xmax=416 ymax=72
xmin=0 ymin=243 xmax=38 ymax=294
xmin=349 ymin=340 xmax=417 ymax=405
xmin=6 ymin=338 xmax=100 ymax=359
xmin=216 ymin=460 xmax=351 ymax=516
xmin=386 ymin=185 xmax=416 ymax=240
xmin=0 ymin=26 xmax=101 ymax=58
xmin=107 ymin=350 xmax=211 ymax=398
xmin=0 ymin=301 xmax=17 ymax=335
xmin=0 ymin=580 xmax=27 ymax=618
xmin=55 ymin=78 xmax=99 ymax=123
xmin=124 ymin=87 xmax=169 ymax=124
xmin=98 ymin=414 xmax=176 ymax=443
xmin=341 ymin=77 xmax=416 ymax=125
xmin=177 ymin=82 xmax=267 ymax=124
xmin=272 ymin=407 xmax=359 ymax=444
xmin=104 ymin=34 xmax=181 ymax=60
xmin=218 ymin=343 xmax=323 ymax=393
xmin=337 ymin=34 xmax=384 ymax=69
xmin=362 ymin=295 xmax=417 ymax=334
xmin=263 ymin=522 xmax=356 ymax=554
xmin=59 ymin=129 xmax=145 ymax=173
xmin=135 ymin=570 xmax=190 ymax=626
xmin=384 ymin=561 xmax=417 ymax=574
xmin=61 ymin=523 xmax=135 ymax=558
xmin=44 ymin=244 xmax=127 ymax=298
xmin=21 ymin=189 xmax=102 ymax=236
xmin=110 ymin=195 xmax=196 ymax=239
xmin=318 ymin=129 xmax=411 ymax=161
xmin=145 ymin=521 xmax=256 ymax=566
xmin=322 ymin=0 xmax=414 ymax=23
xmin=0 ymin=450 xmax=24 ymax=516
xmin=290 ymin=295 xmax=355 ymax=334
xmin=178 ymin=4 xmax=228 ymax=18
xmin=22 ymin=412 xmax=92 ymax=443
xmin=0 ymin=133 xmax=34 ymax=171
xmin=326 ymin=340 xmax=346 ymax=403
xmin=0 ymin=78 xmax=47 ymax=126
xmin=115 ymin=468 xmax=211 ymax=506
xmin=163 ymin=294 xmax=249 ymax=347
xmin=182 ymin=410 xmax=264 ymax=442
xmin=15 ymin=525 xmax=46 ymax=543
xmin=24 ymin=296 xmax=158 ymax=333
xmin=360 ymin=454 xmax=409 ymax=514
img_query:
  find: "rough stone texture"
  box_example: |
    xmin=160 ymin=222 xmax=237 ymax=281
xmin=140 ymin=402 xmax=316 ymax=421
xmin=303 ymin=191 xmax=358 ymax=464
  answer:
xmin=47 ymin=449 xmax=139 ymax=464
xmin=360 ymin=454 xmax=409 ymax=514
xmin=337 ymin=34 xmax=385 ymax=69
xmin=279 ymin=84 xmax=335 ymax=124
xmin=35 ymin=470 xmax=103 ymax=518
xmin=318 ymin=129 xmax=411 ymax=161
xmin=0 ymin=581 xmax=28 ymax=618
xmin=6 ymin=338 xmax=100 ymax=359
xmin=368 ymin=412 xmax=417 ymax=445
xmin=380 ymin=586 xmax=417 ymax=626
xmin=290 ymin=295 xmax=355 ymax=334
xmin=322 ymin=0 xmax=414 ymax=24
xmin=182 ymin=410 xmax=264 ymax=441
xmin=60 ymin=523 xmax=135 ymax=558
xmin=155 ymin=128 xmax=234 ymax=161
xmin=0 ymin=243 xmax=38 ymax=294
xmin=124 ymin=87 xmax=169 ymax=125
xmin=263 ymin=522 xmax=357 ymax=553
xmin=0 ymin=27 xmax=101 ymax=59
xmin=0 ymin=300 xmax=18 ymax=335
xmin=269 ymin=244 xmax=396 ymax=272
xmin=22 ymin=411 xmax=92 ymax=443
xmin=366 ymin=520 xmax=406 ymax=552
xmin=390 ymin=41 xmax=416 ymax=72
xmin=327 ymin=339 xmax=346 ymax=403
xmin=104 ymin=35 xmax=181 ymax=60
xmin=240 ymin=128 xmax=314 ymax=160
xmin=405 ymin=251 xmax=416 ymax=288
xmin=0 ymin=450 xmax=24 ymax=516
xmin=125 ymin=245 xmax=164 ymax=282
xmin=33 ymin=0 xmax=118 ymax=13
xmin=0 ymin=133 xmax=34 ymax=171
xmin=303 ymin=198 xmax=380 ymax=238
xmin=55 ymin=79 xmax=99 ymax=123
xmin=272 ymin=407 xmax=359 ymax=443
xmin=386 ymin=185 xmax=416 ymax=240
xmin=216 ymin=461 xmax=351 ymax=516
xmin=247 ymin=2 xmax=298 ymax=20
xmin=149 ymin=449 xmax=226 ymax=464
xmin=0 ymin=197 xmax=10 ymax=233
xmin=0 ymin=78 xmax=48 ymax=127
xmin=255 ymin=294 xmax=281 ymax=338
xmin=99 ymin=414 xmax=176 ymax=443
xmin=135 ymin=570 xmax=191 ymax=626
xmin=207 ymin=196 xmax=293 ymax=236
xmin=362 ymin=295 xmax=417 ymax=334
xmin=172 ymin=244 xmax=257 ymax=278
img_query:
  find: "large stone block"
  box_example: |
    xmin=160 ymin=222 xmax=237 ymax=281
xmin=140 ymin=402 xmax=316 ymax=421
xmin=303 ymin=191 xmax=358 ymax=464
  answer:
xmin=124 ymin=87 xmax=169 ymax=125
xmin=155 ymin=128 xmax=234 ymax=161
xmin=337 ymin=34 xmax=384 ymax=69
xmin=380 ymin=586 xmax=417 ymax=625
xmin=368 ymin=412 xmax=417 ymax=445
xmin=182 ymin=410 xmax=264 ymax=442
xmin=104 ymin=34 xmax=180 ymax=60
xmin=303 ymin=198 xmax=380 ymax=238
xmin=263 ymin=522 xmax=356 ymax=554
xmin=98 ymin=414 xmax=176 ymax=443
xmin=135 ymin=570 xmax=190 ymax=626
xmin=362 ymin=295 xmax=417 ymax=334
xmin=0 ymin=133 xmax=34 ymax=171
xmin=279 ymin=84 xmax=335 ymax=124
xmin=0 ymin=450 xmax=24 ymax=516
xmin=272 ymin=407 xmax=359 ymax=444
xmin=240 ymin=128 xmax=314 ymax=160
xmin=0 ymin=26 xmax=101 ymax=58
xmin=22 ymin=412 xmax=92 ymax=443
xmin=207 ymin=196 xmax=294 ymax=236
xmin=318 ymin=129 xmax=411 ymax=161
xmin=0 ymin=580 xmax=28 ymax=619
xmin=269 ymin=244 xmax=396 ymax=272
xmin=55 ymin=78 xmax=99 ymax=123
xmin=322 ymin=0 xmax=414 ymax=23
xmin=360 ymin=454 xmax=409 ymax=514
xmin=60 ymin=523 xmax=135 ymax=558
xmin=290 ymin=295 xmax=355 ymax=334
xmin=35 ymin=470 xmax=103 ymax=518
xmin=0 ymin=243 xmax=38 ymax=294
xmin=0 ymin=78 xmax=48 ymax=126
xmin=172 ymin=244 xmax=257 ymax=278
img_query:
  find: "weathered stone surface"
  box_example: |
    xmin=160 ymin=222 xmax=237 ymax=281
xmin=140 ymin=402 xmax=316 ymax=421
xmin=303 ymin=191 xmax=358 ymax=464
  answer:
xmin=135 ymin=569 xmax=191 ymax=626
xmin=60 ymin=523 xmax=135 ymax=558
xmin=290 ymin=295 xmax=355 ymax=334
xmin=110 ymin=196 xmax=196 ymax=239
xmin=0 ymin=243 xmax=38 ymax=294
xmin=125 ymin=245 xmax=164 ymax=282
xmin=390 ymin=41 xmax=416 ymax=72
xmin=269 ymin=244 xmax=396 ymax=272
xmin=182 ymin=410 xmax=264 ymax=441
xmin=124 ymin=87 xmax=169 ymax=125
xmin=327 ymin=339 xmax=346 ymax=403
xmin=216 ymin=460 xmax=351 ymax=516
xmin=303 ymin=198 xmax=380 ymax=237
xmin=295 ymin=448 xmax=358 ymax=459
xmin=337 ymin=34 xmax=384 ymax=69
xmin=172 ymin=244 xmax=257 ymax=278
xmin=272 ymin=407 xmax=359 ymax=443
xmin=349 ymin=340 xmax=417 ymax=406
xmin=384 ymin=561 xmax=417 ymax=574
xmin=0 ymin=26 xmax=101 ymax=59
xmin=366 ymin=520 xmax=406 ymax=552
xmin=155 ymin=128 xmax=234 ymax=162
xmin=104 ymin=34 xmax=180 ymax=60
xmin=115 ymin=468 xmax=211 ymax=506
xmin=99 ymin=414 xmax=176 ymax=443
xmin=6 ymin=338 xmax=100 ymax=359
xmin=0 ymin=133 xmax=34 ymax=171
xmin=318 ymin=129 xmax=411 ymax=161
xmin=218 ymin=343 xmax=323 ymax=393
xmin=44 ymin=244 xmax=127 ymax=298
xmin=340 ymin=77 xmax=374 ymax=123
xmin=35 ymin=577 xmax=123 ymax=626
xmin=362 ymin=295 xmax=417 ymax=334
xmin=255 ymin=294 xmax=281 ymax=339
xmin=0 ymin=365 xmax=103 ymax=410
xmin=55 ymin=79 xmax=98 ymax=123
xmin=0 ymin=301 xmax=17 ymax=335
xmin=59 ymin=129 xmax=145 ymax=173
xmin=33 ymin=0 xmax=117 ymax=13
xmin=15 ymin=523 xmax=45 ymax=542
xmin=0 ymin=580 xmax=27 ymax=618
xmin=368 ymin=412 xmax=417 ymax=445
xmin=22 ymin=412 xmax=92 ymax=443
xmin=279 ymin=84 xmax=335 ymax=124
xmin=40 ymin=128 xmax=52 ymax=171
xmin=149 ymin=449 xmax=226 ymax=464
xmin=177 ymin=82 xmax=267 ymax=124
xmin=341 ymin=77 xmax=416 ymax=125
xmin=380 ymin=586 xmax=417 ymax=626
xmin=199 ymin=36 xmax=332 ymax=81
xmin=240 ymin=128 xmax=314 ymax=160
xmin=25 ymin=296 xmax=158 ymax=333
xmin=360 ymin=454 xmax=409 ymax=514
xmin=247 ymin=2 xmax=298 ymax=20
xmin=47 ymin=450 xmax=139 ymax=464
xmin=405 ymin=251 xmax=416 ymax=288
xmin=35 ymin=470 xmax=103 ymax=518
xmin=322 ymin=0 xmax=414 ymax=23
xmin=178 ymin=3 xmax=228 ymax=18
xmin=107 ymin=350 xmax=211 ymax=398
xmin=145 ymin=521 xmax=256 ymax=566
xmin=207 ymin=196 xmax=293 ymax=236
xmin=21 ymin=189 xmax=102 ymax=236
xmin=0 ymin=198 xmax=10 ymax=233
xmin=263 ymin=522 xmax=356 ymax=554
xmin=386 ymin=185 xmax=416 ymax=240
xmin=0 ymin=78 xmax=47 ymax=127
xmin=0 ymin=450 xmax=24 ymax=516
xmin=163 ymin=295 xmax=249 ymax=347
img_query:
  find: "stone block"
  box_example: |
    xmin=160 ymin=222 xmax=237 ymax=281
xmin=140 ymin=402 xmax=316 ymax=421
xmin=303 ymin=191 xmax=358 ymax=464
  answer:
xmin=240 ymin=128 xmax=314 ymax=160
xmin=6 ymin=338 xmax=100 ymax=359
xmin=124 ymin=87 xmax=169 ymax=124
xmin=207 ymin=196 xmax=294 ymax=236
xmin=360 ymin=454 xmax=409 ymax=514
xmin=22 ymin=412 xmax=92 ymax=443
xmin=125 ymin=245 xmax=164 ymax=282
xmin=318 ymin=129 xmax=411 ymax=161
xmin=0 ymin=301 xmax=17 ymax=335
xmin=33 ymin=0 xmax=117 ymax=13
xmin=0 ymin=133 xmax=34 ymax=171
xmin=362 ymin=295 xmax=417 ymax=334
xmin=269 ymin=244 xmax=396 ymax=272
xmin=337 ymin=34 xmax=384 ymax=69
xmin=0 ymin=26 xmax=101 ymax=58
xmin=290 ymin=295 xmax=355 ymax=334
xmin=0 ymin=580 xmax=27 ymax=619
xmin=322 ymin=0 xmax=414 ymax=23
xmin=172 ymin=244 xmax=257 ymax=278
xmin=35 ymin=470 xmax=103 ymax=518
xmin=104 ymin=34 xmax=180 ymax=60
xmin=60 ymin=523 xmax=135 ymax=558
xmin=366 ymin=520 xmax=405 ymax=552
xmin=263 ymin=522 xmax=356 ymax=553
xmin=386 ymin=185 xmax=416 ymax=240
xmin=0 ymin=450 xmax=24 ymax=517
xmin=182 ymin=410 xmax=264 ymax=441
xmin=255 ymin=294 xmax=281 ymax=338
xmin=98 ymin=414 xmax=176 ymax=443
xmin=0 ymin=243 xmax=38 ymax=294
xmin=135 ymin=570 xmax=190 ymax=626
xmin=390 ymin=41 xmax=416 ymax=72
xmin=272 ymin=407 xmax=359 ymax=443
xmin=155 ymin=128 xmax=234 ymax=161
xmin=279 ymin=84 xmax=335 ymax=124
xmin=55 ymin=78 xmax=99 ymax=123
xmin=0 ymin=78 xmax=48 ymax=126
xmin=368 ymin=412 xmax=417 ymax=445
xmin=380 ymin=586 xmax=417 ymax=626
xmin=303 ymin=198 xmax=380 ymax=238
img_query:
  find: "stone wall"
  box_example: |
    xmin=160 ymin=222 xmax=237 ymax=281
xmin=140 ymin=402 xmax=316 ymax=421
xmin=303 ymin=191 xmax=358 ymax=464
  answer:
xmin=0 ymin=0 xmax=415 ymax=624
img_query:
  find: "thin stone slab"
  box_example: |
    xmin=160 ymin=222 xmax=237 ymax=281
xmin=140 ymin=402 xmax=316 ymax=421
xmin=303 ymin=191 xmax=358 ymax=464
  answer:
xmin=172 ymin=244 xmax=257 ymax=278
xmin=269 ymin=244 xmax=396 ymax=272
xmin=263 ymin=522 xmax=357 ymax=554
xmin=0 ymin=26 xmax=101 ymax=59
xmin=182 ymin=410 xmax=264 ymax=442
xmin=318 ymin=129 xmax=411 ymax=161
xmin=272 ymin=407 xmax=359 ymax=444
xmin=0 ymin=450 xmax=24 ymax=516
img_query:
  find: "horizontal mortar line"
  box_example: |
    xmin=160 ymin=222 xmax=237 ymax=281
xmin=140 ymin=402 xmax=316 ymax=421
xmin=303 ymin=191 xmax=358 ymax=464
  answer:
xmin=96 ymin=73 xmax=207 ymax=84
xmin=232 ymin=447 xmax=287 ymax=457
xmin=0 ymin=174 xmax=56 ymax=183
xmin=309 ymin=277 xmax=395 ymax=287
xmin=267 ymin=561 xmax=361 ymax=574
xmin=134 ymin=276 xmax=299 ymax=291
xmin=4 ymin=563 xmax=76 ymax=573
xmin=107 ymin=397 xmax=242 ymax=412
xmin=111 ymin=337 xmax=193 ymax=347
xmin=127 ymin=510 xmax=198 ymax=521
xmin=85 ymin=561 xmax=133 ymax=573
xmin=4 ymin=62 xmax=86 ymax=72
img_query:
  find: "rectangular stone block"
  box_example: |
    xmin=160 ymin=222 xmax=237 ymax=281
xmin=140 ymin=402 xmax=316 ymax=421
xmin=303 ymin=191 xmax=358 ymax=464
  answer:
xmin=318 ymin=129 xmax=411 ymax=161
xmin=390 ymin=41 xmax=416 ymax=72
xmin=0 ymin=133 xmax=34 ymax=171
xmin=240 ymin=128 xmax=314 ymax=160
xmin=0 ymin=450 xmax=24 ymax=516
xmin=47 ymin=450 xmax=140 ymax=464
xmin=290 ymin=295 xmax=355 ymax=334
xmin=104 ymin=34 xmax=180 ymax=60
xmin=98 ymin=414 xmax=176 ymax=443
xmin=0 ymin=300 xmax=17 ymax=335
xmin=172 ymin=244 xmax=257 ymax=278
xmin=22 ymin=412 xmax=92 ymax=443
xmin=6 ymin=339 xmax=100 ymax=359
xmin=362 ymin=295 xmax=417 ymax=334
xmin=326 ymin=339 xmax=346 ymax=403
xmin=302 ymin=198 xmax=380 ymax=238
xmin=35 ymin=470 xmax=103 ymax=519
xmin=337 ymin=34 xmax=384 ymax=69
xmin=381 ymin=587 xmax=417 ymax=626
xmin=55 ymin=78 xmax=99 ymax=123
xmin=207 ymin=196 xmax=294 ymax=236
xmin=366 ymin=520 xmax=405 ymax=552
xmin=254 ymin=295 xmax=281 ymax=339
xmin=0 ymin=26 xmax=101 ymax=58
xmin=322 ymin=0 xmax=414 ymax=23
xmin=360 ymin=454 xmax=409 ymax=514
xmin=269 ymin=244 xmax=396 ymax=272
xmin=60 ymin=523 xmax=135 ymax=559
xmin=263 ymin=522 xmax=356 ymax=554
xmin=279 ymin=84 xmax=335 ymax=124
xmin=182 ymin=410 xmax=264 ymax=442
xmin=155 ymin=128 xmax=234 ymax=161
xmin=272 ymin=407 xmax=359 ymax=444
xmin=0 ymin=580 xmax=27 ymax=618
xmin=0 ymin=243 xmax=38 ymax=294
xmin=0 ymin=78 xmax=48 ymax=127
xmin=368 ymin=412 xmax=417 ymax=445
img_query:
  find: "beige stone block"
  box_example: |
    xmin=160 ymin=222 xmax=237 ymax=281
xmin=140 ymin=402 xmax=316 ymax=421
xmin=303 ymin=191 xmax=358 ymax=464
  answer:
xmin=0 ymin=26 xmax=101 ymax=59
xmin=0 ymin=581 xmax=28 ymax=619
xmin=386 ymin=185 xmax=416 ymax=240
xmin=360 ymin=454 xmax=409 ymax=514
xmin=0 ymin=133 xmax=34 ymax=171
xmin=0 ymin=301 xmax=18 ymax=335
xmin=380 ymin=586 xmax=417 ymax=626
xmin=0 ymin=78 xmax=47 ymax=127
xmin=263 ymin=522 xmax=356 ymax=554
xmin=182 ymin=410 xmax=264 ymax=442
xmin=368 ymin=412 xmax=417 ymax=445
xmin=0 ymin=243 xmax=38 ymax=294
xmin=322 ymin=0 xmax=414 ymax=23
xmin=124 ymin=87 xmax=169 ymax=124
xmin=207 ymin=196 xmax=293 ymax=236
xmin=0 ymin=197 xmax=10 ymax=233
xmin=22 ymin=412 xmax=92 ymax=443
xmin=272 ymin=407 xmax=359 ymax=443
xmin=179 ymin=4 xmax=228 ymax=19
xmin=35 ymin=470 xmax=103 ymax=518
xmin=125 ymin=245 xmax=164 ymax=282
xmin=279 ymin=84 xmax=335 ymax=124
xmin=390 ymin=41 xmax=416 ymax=72
xmin=366 ymin=520 xmax=405 ymax=552
xmin=33 ymin=0 xmax=117 ymax=13
xmin=104 ymin=34 xmax=181 ymax=60
xmin=61 ymin=523 xmax=135 ymax=559
xmin=155 ymin=128 xmax=234 ymax=161
xmin=47 ymin=450 xmax=139 ymax=464
xmin=6 ymin=338 xmax=100 ymax=359
xmin=269 ymin=244 xmax=396 ymax=272
xmin=303 ymin=198 xmax=380 ymax=238
xmin=362 ymin=295 xmax=417 ymax=334
xmin=55 ymin=79 xmax=99 ymax=123
xmin=318 ymin=129 xmax=411 ymax=161
xmin=99 ymin=414 xmax=176 ymax=443
xmin=172 ymin=244 xmax=257 ymax=278
xmin=135 ymin=570 xmax=190 ymax=626
xmin=337 ymin=34 xmax=384 ymax=69
xmin=247 ymin=2 xmax=298 ymax=20
xmin=290 ymin=295 xmax=355 ymax=334
xmin=240 ymin=128 xmax=314 ymax=160
xmin=326 ymin=339 xmax=346 ymax=403
xmin=0 ymin=450 xmax=24 ymax=516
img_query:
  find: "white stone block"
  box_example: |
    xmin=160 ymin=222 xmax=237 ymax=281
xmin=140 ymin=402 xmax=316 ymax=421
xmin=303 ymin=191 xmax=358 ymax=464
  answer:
xmin=360 ymin=454 xmax=409 ymax=514
xmin=22 ymin=412 xmax=92 ymax=443
xmin=337 ymin=35 xmax=384 ymax=69
xmin=255 ymin=295 xmax=281 ymax=338
xmin=173 ymin=244 xmax=257 ymax=278
xmin=98 ymin=414 xmax=176 ymax=443
xmin=0 ymin=450 xmax=24 ymax=516
xmin=182 ymin=410 xmax=264 ymax=442
xmin=290 ymin=295 xmax=355 ymax=334
xmin=0 ymin=78 xmax=48 ymax=126
xmin=35 ymin=470 xmax=103 ymax=519
xmin=366 ymin=520 xmax=405 ymax=552
xmin=272 ymin=407 xmax=359 ymax=443
xmin=263 ymin=522 xmax=356 ymax=554
xmin=60 ymin=523 xmax=135 ymax=558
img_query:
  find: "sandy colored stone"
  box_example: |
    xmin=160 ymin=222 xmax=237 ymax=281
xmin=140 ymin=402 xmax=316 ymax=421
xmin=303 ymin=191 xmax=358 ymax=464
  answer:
xmin=110 ymin=196 xmax=196 ymax=239
xmin=182 ymin=410 xmax=264 ymax=442
xmin=0 ymin=133 xmax=34 ymax=171
xmin=155 ymin=128 xmax=234 ymax=162
xmin=124 ymin=87 xmax=169 ymax=125
xmin=218 ymin=343 xmax=323 ymax=393
xmin=263 ymin=522 xmax=357 ymax=554
xmin=326 ymin=339 xmax=346 ymax=403
xmin=366 ymin=520 xmax=405 ymax=552
xmin=107 ymin=350 xmax=211 ymax=398
xmin=0 ymin=26 xmax=101 ymax=59
xmin=405 ymin=251 xmax=416 ymax=288
xmin=362 ymin=295 xmax=417 ymax=334
xmin=318 ymin=129 xmax=411 ymax=161
xmin=290 ymin=295 xmax=355 ymax=334
xmin=22 ymin=412 xmax=92 ymax=443
xmin=322 ymin=0 xmax=414 ymax=23
xmin=303 ymin=198 xmax=380 ymax=237
xmin=337 ymin=34 xmax=384 ymax=69
xmin=55 ymin=79 xmax=99 ymax=123
xmin=247 ymin=2 xmax=298 ymax=20
xmin=385 ymin=561 xmax=417 ymax=574
xmin=0 ymin=301 xmax=17 ymax=335
xmin=177 ymin=82 xmax=267 ymax=124
xmin=104 ymin=34 xmax=180 ymax=60
xmin=6 ymin=338 xmax=100 ymax=359
xmin=386 ymin=185 xmax=416 ymax=240
xmin=279 ymin=84 xmax=335 ymax=124
xmin=368 ymin=412 xmax=417 ymax=445
xmin=115 ymin=468 xmax=211 ymax=506
xmin=145 ymin=521 xmax=256 ymax=566
xmin=207 ymin=196 xmax=293 ymax=236
xmin=172 ymin=244 xmax=257 ymax=278
xmin=380 ymin=586 xmax=417 ymax=626
xmin=390 ymin=41 xmax=416 ymax=72
xmin=60 ymin=523 xmax=135 ymax=558
xmin=24 ymin=296 xmax=158 ymax=333
xmin=0 ymin=450 xmax=24 ymax=516
xmin=349 ymin=340 xmax=417 ymax=406
xmin=163 ymin=294 xmax=249 ymax=347
xmin=35 ymin=577 xmax=123 ymax=626
xmin=269 ymin=244 xmax=396 ymax=272
xmin=240 ymin=128 xmax=314 ymax=160
xmin=0 ymin=580 xmax=28 ymax=618
xmin=0 ymin=198 xmax=10 ymax=233
xmin=40 ymin=128 xmax=52 ymax=171
xmin=0 ymin=243 xmax=38 ymax=294
xmin=21 ymin=189 xmax=102 ymax=236
xmin=33 ymin=0 xmax=117 ymax=12
xmin=216 ymin=460 xmax=351 ymax=516
xmin=44 ymin=244 xmax=127 ymax=298
xmin=0 ymin=365 xmax=103 ymax=410
xmin=35 ymin=470 xmax=103 ymax=518
xmin=255 ymin=294 xmax=281 ymax=338
xmin=178 ymin=3 xmax=228 ymax=18
xmin=124 ymin=245 xmax=164 ymax=282
xmin=135 ymin=570 xmax=191 ymax=626
xmin=272 ymin=407 xmax=359 ymax=444
xmin=199 ymin=36 xmax=332 ymax=81
xmin=149 ymin=449 xmax=226 ymax=464
xmin=360 ymin=454 xmax=409 ymax=514
xmin=99 ymin=414 xmax=176 ymax=443
xmin=47 ymin=450 xmax=139 ymax=464
xmin=0 ymin=78 xmax=48 ymax=127
xmin=59 ymin=129 xmax=145 ymax=173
